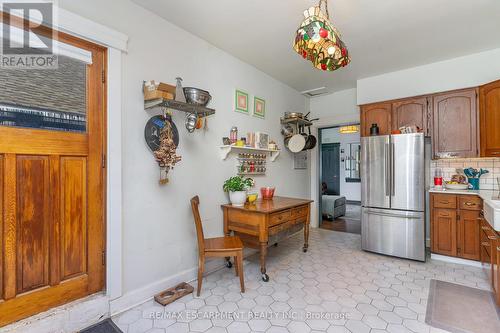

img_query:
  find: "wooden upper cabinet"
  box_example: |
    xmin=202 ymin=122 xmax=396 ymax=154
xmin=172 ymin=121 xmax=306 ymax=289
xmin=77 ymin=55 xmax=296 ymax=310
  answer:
xmin=432 ymin=88 xmax=479 ymax=159
xmin=479 ymin=80 xmax=500 ymax=157
xmin=360 ymin=102 xmax=392 ymax=137
xmin=392 ymin=97 xmax=431 ymax=136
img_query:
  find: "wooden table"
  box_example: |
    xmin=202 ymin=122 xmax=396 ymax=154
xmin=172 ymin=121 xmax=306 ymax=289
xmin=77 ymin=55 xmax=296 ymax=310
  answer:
xmin=222 ymin=196 xmax=313 ymax=282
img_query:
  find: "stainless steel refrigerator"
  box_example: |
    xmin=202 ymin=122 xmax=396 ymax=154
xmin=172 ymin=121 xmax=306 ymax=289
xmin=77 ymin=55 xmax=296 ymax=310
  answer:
xmin=361 ymin=133 xmax=425 ymax=261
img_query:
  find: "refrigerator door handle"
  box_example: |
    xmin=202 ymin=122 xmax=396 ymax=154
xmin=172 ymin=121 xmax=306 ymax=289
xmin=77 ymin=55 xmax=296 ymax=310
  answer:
xmin=391 ymin=142 xmax=395 ymax=196
xmin=385 ymin=143 xmax=390 ymax=197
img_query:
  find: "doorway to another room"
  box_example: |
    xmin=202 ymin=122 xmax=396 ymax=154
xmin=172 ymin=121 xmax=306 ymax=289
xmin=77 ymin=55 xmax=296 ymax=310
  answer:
xmin=319 ymin=125 xmax=361 ymax=234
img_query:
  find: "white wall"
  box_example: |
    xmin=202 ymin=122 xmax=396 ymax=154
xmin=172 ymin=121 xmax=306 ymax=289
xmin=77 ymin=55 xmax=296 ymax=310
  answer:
xmin=59 ymin=0 xmax=309 ymax=302
xmin=307 ymin=88 xmax=360 ymax=227
xmin=309 ymin=88 xmax=359 ymax=127
xmin=320 ymin=127 xmax=361 ymax=202
xmin=357 ymin=48 xmax=500 ymax=105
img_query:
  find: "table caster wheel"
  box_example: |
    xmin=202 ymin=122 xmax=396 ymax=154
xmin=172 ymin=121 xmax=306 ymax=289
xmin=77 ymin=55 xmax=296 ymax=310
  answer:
xmin=225 ymin=260 xmax=232 ymax=268
xmin=303 ymin=247 xmax=308 ymax=253
xmin=261 ymin=273 xmax=269 ymax=282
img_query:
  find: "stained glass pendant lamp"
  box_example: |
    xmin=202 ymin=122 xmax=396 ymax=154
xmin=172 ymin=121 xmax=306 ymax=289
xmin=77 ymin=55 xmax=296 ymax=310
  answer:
xmin=293 ymin=0 xmax=350 ymax=71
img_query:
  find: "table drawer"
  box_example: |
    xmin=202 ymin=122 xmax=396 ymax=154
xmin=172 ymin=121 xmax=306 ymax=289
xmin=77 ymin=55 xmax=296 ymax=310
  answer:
xmin=433 ymin=194 xmax=456 ymax=209
xmin=269 ymin=209 xmax=291 ymax=227
xmin=291 ymin=205 xmax=308 ymax=219
xmin=459 ymin=196 xmax=482 ymax=211
xmin=269 ymin=218 xmax=303 ymax=236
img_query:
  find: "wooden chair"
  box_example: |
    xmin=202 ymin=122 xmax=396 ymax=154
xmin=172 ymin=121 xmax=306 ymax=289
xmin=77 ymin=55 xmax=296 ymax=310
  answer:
xmin=190 ymin=196 xmax=245 ymax=296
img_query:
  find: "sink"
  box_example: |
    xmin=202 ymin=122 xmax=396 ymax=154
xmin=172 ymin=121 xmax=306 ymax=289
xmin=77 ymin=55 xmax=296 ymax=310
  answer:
xmin=484 ymin=198 xmax=500 ymax=231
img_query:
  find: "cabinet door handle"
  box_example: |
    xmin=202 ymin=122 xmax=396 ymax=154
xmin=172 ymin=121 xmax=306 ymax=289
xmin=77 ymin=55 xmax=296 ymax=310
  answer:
xmin=482 ymin=242 xmax=490 ymax=246
xmin=497 ymin=246 xmax=500 ymax=251
xmin=439 ymin=201 xmax=450 ymax=204
xmin=464 ymin=202 xmax=475 ymax=206
xmin=482 ymin=226 xmax=491 ymax=231
xmin=488 ymin=235 xmax=497 ymax=240
xmin=491 ymin=151 xmax=500 ymax=155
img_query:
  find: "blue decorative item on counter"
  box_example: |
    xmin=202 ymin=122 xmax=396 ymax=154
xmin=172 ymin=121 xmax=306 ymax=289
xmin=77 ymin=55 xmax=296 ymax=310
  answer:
xmin=464 ymin=167 xmax=489 ymax=190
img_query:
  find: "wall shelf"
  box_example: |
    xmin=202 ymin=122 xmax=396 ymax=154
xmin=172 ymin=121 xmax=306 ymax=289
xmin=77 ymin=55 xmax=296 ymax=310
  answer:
xmin=144 ymin=98 xmax=216 ymax=117
xmin=280 ymin=117 xmax=313 ymax=127
xmin=219 ymin=145 xmax=280 ymax=162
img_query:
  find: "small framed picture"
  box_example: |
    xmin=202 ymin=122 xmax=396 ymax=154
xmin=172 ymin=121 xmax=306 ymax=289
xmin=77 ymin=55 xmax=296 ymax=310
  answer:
xmin=235 ymin=89 xmax=249 ymax=114
xmin=253 ymin=96 xmax=266 ymax=119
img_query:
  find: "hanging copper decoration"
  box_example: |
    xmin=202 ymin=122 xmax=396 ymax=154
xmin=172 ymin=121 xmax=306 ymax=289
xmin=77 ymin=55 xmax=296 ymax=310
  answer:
xmin=293 ymin=0 xmax=350 ymax=71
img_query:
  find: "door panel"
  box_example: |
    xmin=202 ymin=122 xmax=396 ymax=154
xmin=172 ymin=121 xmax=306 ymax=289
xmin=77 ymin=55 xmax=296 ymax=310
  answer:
xmin=61 ymin=157 xmax=87 ymax=280
xmin=321 ymin=143 xmax=340 ymax=195
xmin=16 ymin=156 xmax=50 ymax=294
xmin=392 ymin=97 xmax=430 ymax=136
xmin=479 ymin=80 xmax=500 ymax=157
xmin=391 ymin=134 xmax=424 ymax=211
xmin=361 ymin=135 xmax=390 ymax=209
xmin=432 ymin=89 xmax=478 ymax=158
xmin=0 ymin=17 xmax=106 ymax=326
xmin=432 ymin=208 xmax=457 ymax=257
xmin=361 ymin=207 xmax=425 ymax=261
xmin=458 ymin=210 xmax=480 ymax=260
xmin=361 ymin=102 xmax=392 ymax=137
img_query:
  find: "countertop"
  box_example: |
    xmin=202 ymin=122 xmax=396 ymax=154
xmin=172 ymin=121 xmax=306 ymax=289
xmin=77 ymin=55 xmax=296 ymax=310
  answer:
xmin=428 ymin=187 xmax=498 ymax=199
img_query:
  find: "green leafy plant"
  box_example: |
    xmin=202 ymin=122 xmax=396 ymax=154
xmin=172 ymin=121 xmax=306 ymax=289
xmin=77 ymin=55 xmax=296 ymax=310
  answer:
xmin=223 ymin=176 xmax=254 ymax=192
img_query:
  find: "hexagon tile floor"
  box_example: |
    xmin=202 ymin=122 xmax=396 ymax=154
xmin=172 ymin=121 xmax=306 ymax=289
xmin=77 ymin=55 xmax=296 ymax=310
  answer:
xmin=112 ymin=229 xmax=490 ymax=333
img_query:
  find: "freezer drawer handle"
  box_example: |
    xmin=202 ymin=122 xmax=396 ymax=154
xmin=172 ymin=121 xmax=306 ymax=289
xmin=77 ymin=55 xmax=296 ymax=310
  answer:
xmin=365 ymin=211 xmax=422 ymax=219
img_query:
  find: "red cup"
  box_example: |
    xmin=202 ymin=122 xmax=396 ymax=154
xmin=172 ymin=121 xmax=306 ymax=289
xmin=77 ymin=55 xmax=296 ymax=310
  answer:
xmin=434 ymin=177 xmax=443 ymax=186
xmin=260 ymin=187 xmax=275 ymax=200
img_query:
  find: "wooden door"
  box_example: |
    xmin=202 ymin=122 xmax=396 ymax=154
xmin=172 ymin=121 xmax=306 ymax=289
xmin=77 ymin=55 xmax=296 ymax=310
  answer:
xmin=0 ymin=16 xmax=106 ymax=326
xmin=479 ymin=80 xmax=500 ymax=157
xmin=392 ymin=97 xmax=431 ymax=136
xmin=432 ymin=89 xmax=479 ymax=159
xmin=431 ymin=208 xmax=457 ymax=257
xmin=457 ymin=210 xmax=480 ymax=261
xmin=360 ymin=102 xmax=392 ymax=137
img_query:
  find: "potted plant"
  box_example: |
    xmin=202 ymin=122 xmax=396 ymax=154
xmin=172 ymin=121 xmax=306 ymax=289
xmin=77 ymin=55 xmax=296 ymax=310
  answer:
xmin=223 ymin=176 xmax=254 ymax=206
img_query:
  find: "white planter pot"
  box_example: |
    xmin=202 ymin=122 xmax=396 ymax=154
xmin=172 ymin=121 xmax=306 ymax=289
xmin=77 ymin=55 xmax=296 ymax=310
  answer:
xmin=229 ymin=191 xmax=247 ymax=207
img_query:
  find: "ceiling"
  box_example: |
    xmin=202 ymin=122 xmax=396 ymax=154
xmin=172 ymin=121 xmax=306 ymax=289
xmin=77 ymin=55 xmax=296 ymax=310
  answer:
xmin=132 ymin=0 xmax=500 ymax=94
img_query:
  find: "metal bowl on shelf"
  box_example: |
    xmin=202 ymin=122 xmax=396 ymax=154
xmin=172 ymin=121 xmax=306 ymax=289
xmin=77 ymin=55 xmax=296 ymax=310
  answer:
xmin=183 ymin=87 xmax=212 ymax=106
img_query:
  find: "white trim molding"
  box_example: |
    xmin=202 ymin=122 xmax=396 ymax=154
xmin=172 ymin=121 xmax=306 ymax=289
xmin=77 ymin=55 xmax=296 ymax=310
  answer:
xmin=430 ymin=254 xmax=482 ymax=268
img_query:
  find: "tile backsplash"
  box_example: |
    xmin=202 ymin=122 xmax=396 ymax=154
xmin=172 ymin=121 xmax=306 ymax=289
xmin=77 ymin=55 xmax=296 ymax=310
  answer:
xmin=430 ymin=158 xmax=500 ymax=191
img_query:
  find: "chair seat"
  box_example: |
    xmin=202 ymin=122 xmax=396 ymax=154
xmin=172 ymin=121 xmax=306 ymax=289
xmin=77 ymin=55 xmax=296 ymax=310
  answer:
xmin=204 ymin=236 xmax=243 ymax=252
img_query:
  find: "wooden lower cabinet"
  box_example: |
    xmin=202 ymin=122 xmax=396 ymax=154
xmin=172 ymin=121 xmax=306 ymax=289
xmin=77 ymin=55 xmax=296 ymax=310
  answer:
xmin=432 ymin=208 xmax=457 ymax=256
xmin=457 ymin=210 xmax=480 ymax=260
xmin=430 ymin=193 xmax=480 ymax=260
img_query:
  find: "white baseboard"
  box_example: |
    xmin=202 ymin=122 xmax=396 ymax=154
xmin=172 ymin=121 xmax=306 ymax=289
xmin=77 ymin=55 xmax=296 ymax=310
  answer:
xmin=430 ymin=253 xmax=482 ymax=268
xmin=109 ymin=257 xmax=224 ymax=315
